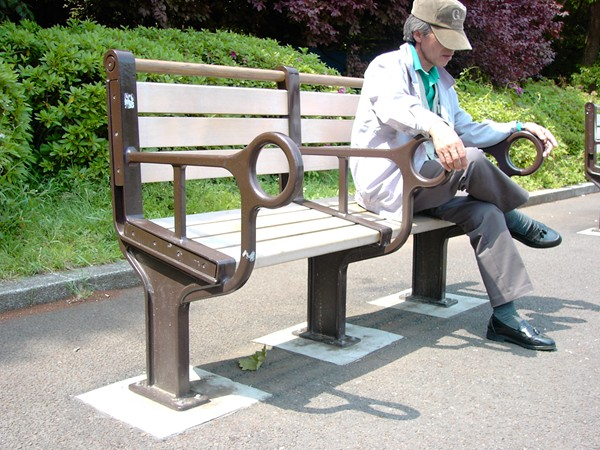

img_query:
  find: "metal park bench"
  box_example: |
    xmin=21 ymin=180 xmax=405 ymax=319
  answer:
xmin=104 ymin=49 xmax=544 ymax=411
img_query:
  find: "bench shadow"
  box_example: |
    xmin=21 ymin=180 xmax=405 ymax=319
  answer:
xmin=198 ymin=281 xmax=599 ymax=419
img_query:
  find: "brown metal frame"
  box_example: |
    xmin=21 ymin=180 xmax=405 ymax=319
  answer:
xmin=105 ymin=50 xmax=304 ymax=410
xmin=105 ymin=48 xmax=546 ymax=410
xmin=584 ymin=102 xmax=600 ymax=229
xmin=585 ymin=102 xmax=600 ymax=187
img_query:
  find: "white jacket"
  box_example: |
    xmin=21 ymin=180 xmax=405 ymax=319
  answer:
xmin=350 ymin=43 xmax=516 ymax=220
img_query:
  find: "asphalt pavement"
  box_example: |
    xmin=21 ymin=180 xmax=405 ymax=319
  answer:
xmin=1 ymin=183 xmax=599 ymax=449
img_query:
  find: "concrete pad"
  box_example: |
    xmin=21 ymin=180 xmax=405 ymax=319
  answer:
xmin=578 ymin=227 xmax=600 ymax=236
xmin=369 ymin=289 xmax=488 ymax=318
xmin=76 ymin=367 xmax=271 ymax=439
xmin=254 ymin=323 xmax=403 ymax=365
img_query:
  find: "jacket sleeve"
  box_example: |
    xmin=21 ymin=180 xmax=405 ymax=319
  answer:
xmin=448 ymin=87 xmax=516 ymax=148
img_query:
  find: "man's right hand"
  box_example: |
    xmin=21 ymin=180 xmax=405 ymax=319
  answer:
xmin=429 ymin=121 xmax=468 ymax=171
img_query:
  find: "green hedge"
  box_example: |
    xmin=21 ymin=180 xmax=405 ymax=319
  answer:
xmin=0 ymin=19 xmax=337 ymax=187
xmin=455 ymin=74 xmax=596 ymax=190
xmin=0 ymin=59 xmax=32 ymax=189
xmin=0 ymin=19 xmax=597 ymax=193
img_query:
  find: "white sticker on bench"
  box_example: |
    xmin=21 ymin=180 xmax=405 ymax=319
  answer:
xmin=253 ymin=323 xmax=403 ymax=366
xmin=368 ymin=289 xmax=488 ymax=319
xmin=76 ymin=367 xmax=270 ymax=439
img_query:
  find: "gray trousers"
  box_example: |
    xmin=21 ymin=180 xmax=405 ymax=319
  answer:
xmin=413 ymin=147 xmax=533 ymax=307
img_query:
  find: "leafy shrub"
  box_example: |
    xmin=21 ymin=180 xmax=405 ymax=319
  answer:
xmin=571 ymin=62 xmax=600 ymax=94
xmin=0 ymin=20 xmax=338 ymax=187
xmin=456 ymin=72 xmax=595 ymax=190
xmin=0 ymin=59 xmax=32 ymax=189
xmin=60 ymin=0 xmax=566 ymax=84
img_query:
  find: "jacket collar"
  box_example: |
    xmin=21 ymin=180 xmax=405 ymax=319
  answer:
xmin=399 ymin=43 xmax=455 ymax=90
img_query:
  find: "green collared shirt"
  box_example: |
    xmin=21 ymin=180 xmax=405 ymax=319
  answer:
xmin=409 ymin=44 xmax=440 ymax=111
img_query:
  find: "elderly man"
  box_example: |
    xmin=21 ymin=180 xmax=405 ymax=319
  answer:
xmin=350 ymin=0 xmax=561 ymax=351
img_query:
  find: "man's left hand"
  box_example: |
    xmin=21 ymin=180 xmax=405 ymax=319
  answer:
xmin=523 ymin=122 xmax=558 ymax=158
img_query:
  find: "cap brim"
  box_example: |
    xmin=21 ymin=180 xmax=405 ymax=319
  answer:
xmin=431 ymin=26 xmax=472 ymax=51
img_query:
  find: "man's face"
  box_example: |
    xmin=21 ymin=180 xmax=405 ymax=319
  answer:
xmin=413 ymin=30 xmax=455 ymax=72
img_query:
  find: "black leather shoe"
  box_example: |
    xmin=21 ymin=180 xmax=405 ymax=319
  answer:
xmin=510 ymin=219 xmax=562 ymax=249
xmin=486 ymin=316 xmax=556 ymax=351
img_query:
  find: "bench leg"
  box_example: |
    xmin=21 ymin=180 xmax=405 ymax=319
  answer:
xmin=298 ymin=250 xmax=362 ymax=347
xmin=126 ymin=250 xmax=209 ymax=411
xmin=407 ymin=225 xmax=463 ymax=307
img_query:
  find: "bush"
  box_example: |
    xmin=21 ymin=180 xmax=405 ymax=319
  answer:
xmin=571 ymin=62 xmax=600 ymax=94
xmin=60 ymin=0 xmax=565 ymax=84
xmin=0 ymin=20 xmax=338 ymax=187
xmin=0 ymin=59 xmax=32 ymax=189
xmin=456 ymin=72 xmax=595 ymax=190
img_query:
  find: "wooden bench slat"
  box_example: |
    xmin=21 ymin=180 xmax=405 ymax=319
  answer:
xmin=138 ymin=117 xmax=290 ymax=148
xmin=301 ymin=118 xmax=353 ymax=144
xmin=157 ymin=208 xmax=335 ymax=238
xmin=200 ymin=213 xmax=456 ymax=269
xmin=210 ymin=220 xmax=383 ymax=268
xmin=137 ymin=82 xmax=289 ymax=115
xmin=141 ymin=160 xmax=232 ymax=181
xmin=194 ymin=215 xmax=357 ymax=250
xmin=149 ymin=200 xmax=456 ymax=268
xmin=300 ymin=91 xmax=359 ymax=116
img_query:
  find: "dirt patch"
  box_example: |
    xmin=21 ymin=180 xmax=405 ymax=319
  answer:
xmin=0 ymin=289 xmax=122 ymax=322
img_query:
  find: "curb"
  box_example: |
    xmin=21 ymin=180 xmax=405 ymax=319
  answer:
xmin=1 ymin=182 xmax=598 ymax=314
xmin=0 ymin=260 xmax=140 ymax=313
xmin=524 ymin=182 xmax=599 ymax=206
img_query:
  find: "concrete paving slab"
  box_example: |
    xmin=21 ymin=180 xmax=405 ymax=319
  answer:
xmin=578 ymin=227 xmax=600 ymax=236
xmin=76 ymin=367 xmax=271 ymax=439
xmin=254 ymin=322 xmax=403 ymax=365
xmin=369 ymin=289 xmax=488 ymax=318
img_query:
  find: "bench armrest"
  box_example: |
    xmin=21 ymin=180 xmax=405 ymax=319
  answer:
xmin=124 ymin=131 xmax=304 ymax=293
xmin=482 ymin=131 xmax=545 ymax=177
xmin=300 ymin=135 xmax=451 ymax=254
xmin=300 ymin=130 xmax=545 ymax=256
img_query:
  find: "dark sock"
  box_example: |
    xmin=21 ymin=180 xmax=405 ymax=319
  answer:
xmin=493 ymin=302 xmax=521 ymax=329
xmin=505 ymin=209 xmax=532 ymax=235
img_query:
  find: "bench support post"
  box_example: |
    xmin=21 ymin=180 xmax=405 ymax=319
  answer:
xmin=299 ymin=250 xmax=361 ymax=347
xmin=300 ymin=245 xmax=387 ymax=347
xmin=407 ymin=225 xmax=463 ymax=307
xmin=126 ymin=249 xmax=210 ymax=411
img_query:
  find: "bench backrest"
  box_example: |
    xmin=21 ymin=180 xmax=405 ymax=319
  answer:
xmin=585 ymin=102 xmax=600 ymax=188
xmin=108 ymin=52 xmax=363 ymax=185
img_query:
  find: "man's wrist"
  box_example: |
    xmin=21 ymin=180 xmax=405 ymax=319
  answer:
xmin=429 ymin=119 xmax=450 ymax=137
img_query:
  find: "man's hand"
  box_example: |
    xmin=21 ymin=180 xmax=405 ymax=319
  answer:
xmin=523 ymin=122 xmax=558 ymax=157
xmin=429 ymin=121 xmax=468 ymax=171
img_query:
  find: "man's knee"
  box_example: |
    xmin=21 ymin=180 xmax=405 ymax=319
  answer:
xmin=463 ymin=202 xmax=506 ymax=233
xmin=466 ymin=147 xmax=494 ymax=169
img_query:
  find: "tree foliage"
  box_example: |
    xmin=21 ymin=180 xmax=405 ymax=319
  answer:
xmin=451 ymin=0 xmax=564 ymax=85
xmin=244 ymin=0 xmax=565 ymax=84
xmin=15 ymin=0 xmax=568 ymax=84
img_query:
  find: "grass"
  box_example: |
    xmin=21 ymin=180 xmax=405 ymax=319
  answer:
xmin=0 ymin=180 xmax=120 ymax=279
xmin=0 ymin=171 xmax=344 ymax=280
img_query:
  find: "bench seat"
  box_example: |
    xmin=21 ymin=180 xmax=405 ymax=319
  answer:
xmin=150 ymin=200 xmax=455 ymax=268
